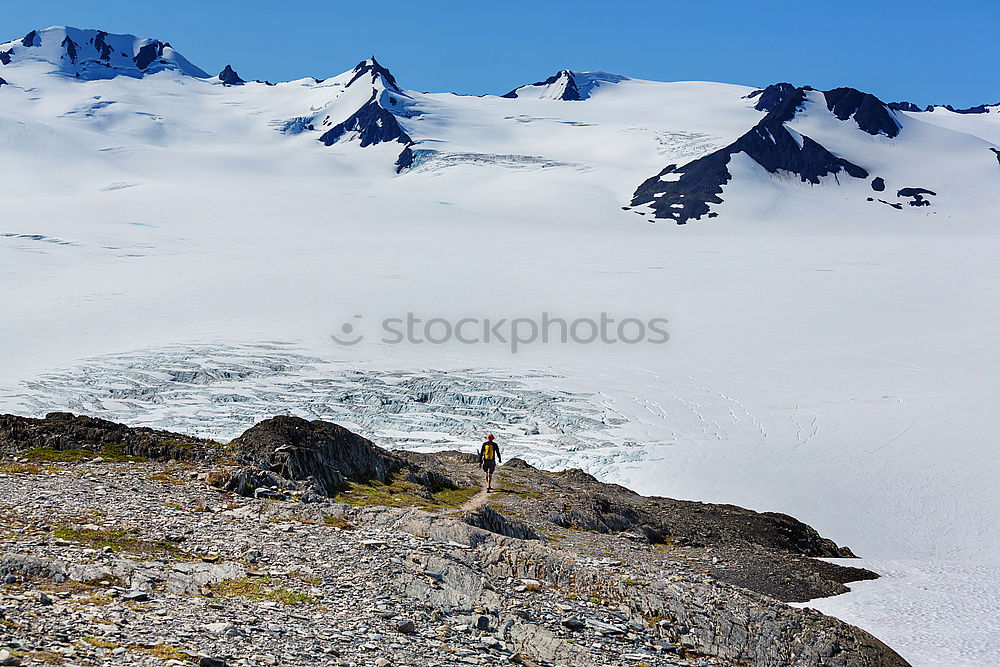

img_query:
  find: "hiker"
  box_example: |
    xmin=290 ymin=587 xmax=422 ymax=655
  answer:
xmin=478 ymin=433 xmax=502 ymax=492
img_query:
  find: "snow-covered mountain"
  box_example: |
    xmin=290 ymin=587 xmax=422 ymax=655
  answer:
xmin=2 ymin=28 xmax=1000 ymax=665
xmin=306 ymin=57 xmax=416 ymax=171
xmin=2 ymin=26 xmax=996 ymax=225
xmin=628 ymin=83 xmax=1000 ymax=223
xmin=501 ymin=69 xmax=628 ymax=100
xmin=0 ymin=26 xmax=209 ymax=80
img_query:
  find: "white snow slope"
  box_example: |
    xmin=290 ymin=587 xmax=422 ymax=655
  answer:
xmin=2 ymin=27 xmax=999 ymax=666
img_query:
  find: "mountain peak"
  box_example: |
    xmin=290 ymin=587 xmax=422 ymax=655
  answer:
xmin=746 ymin=82 xmax=797 ymax=112
xmin=346 ymin=56 xmax=401 ymax=93
xmin=0 ymin=26 xmax=209 ymax=80
xmin=824 ymin=87 xmax=900 ymax=138
xmin=218 ymin=64 xmax=245 ymax=86
xmin=501 ymin=69 xmax=628 ymax=101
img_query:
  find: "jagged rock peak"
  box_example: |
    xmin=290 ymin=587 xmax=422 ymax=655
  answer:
xmin=746 ymin=82 xmax=797 ymax=112
xmin=824 ymin=87 xmax=901 ymax=138
xmin=346 ymin=56 xmax=402 ymax=93
xmin=501 ymin=69 xmax=628 ymax=101
xmin=0 ymin=26 xmax=209 ymax=80
xmin=888 ymin=101 xmax=924 ymax=112
xmin=218 ymin=64 xmax=244 ymax=85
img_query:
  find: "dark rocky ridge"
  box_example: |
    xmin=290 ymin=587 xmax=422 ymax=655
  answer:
xmin=932 ymin=103 xmax=999 ymax=114
xmin=0 ymin=412 xmax=908 ymax=665
xmin=889 ymin=101 xmax=1000 ymax=114
xmin=132 ymin=42 xmax=163 ymax=70
xmin=630 ymin=85 xmax=873 ymax=224
xmin=824 ymin=87 xmax=901 ymax=137
xmin=61 ymin=36 xmax=77 ymax=63
xmin=345 ymin=56 xmax=402 ymax=93
xmin=218 ymin=64 xmax=244 ymax=85
xmin=745 ymin=82 xmax=797 ymax=112
xmin=93 ymin=31 xmax=114 ymax=60
xmin=414 ymin=452 xmax=876 ymax=604
xmin=0 ymin=412 xmax=221 ymax=462
xmin=888 ymin=101 xmax=923 ymax=112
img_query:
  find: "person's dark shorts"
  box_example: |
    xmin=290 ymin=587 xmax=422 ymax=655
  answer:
xmin=482 ymin=459 xmax=496 ymax=473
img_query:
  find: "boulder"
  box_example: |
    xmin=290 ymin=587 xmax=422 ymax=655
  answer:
xmin=222 ymin=416 xmax=454 ymax=498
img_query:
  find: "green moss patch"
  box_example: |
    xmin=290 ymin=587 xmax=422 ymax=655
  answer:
xmin=52 ymin=527 xmax=187 ymax=559
xmin=333 ymin=474 xmax=476 ymax=510
xmin=207 ymin=576 xmax=316 ymax=605
xmin=19 ymin=445 xmax=146 ymax=463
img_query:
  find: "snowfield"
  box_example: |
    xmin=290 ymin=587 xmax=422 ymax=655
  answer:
xmin=2 ymin=26 xmax=1000 ymax=666
xmin=796 ymin=559 xmax=1000 ymax=667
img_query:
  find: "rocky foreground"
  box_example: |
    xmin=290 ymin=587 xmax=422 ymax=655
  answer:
xmin=0 ymin=413 xmax=907 ymax=667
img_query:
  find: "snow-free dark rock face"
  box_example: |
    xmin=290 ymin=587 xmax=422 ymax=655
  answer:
xmin=745 ymin=82 xmax=797 ymax=112
xmin=218 ymin=64 xmax=244 ymax=85
xmin=346 ymin=56 xmax=402 ymax=93
xmin=630 ymin=85 xmax=871 ymax=224
xmin=226 ymin=416 xmax=400 ymax=495
xmin=897 ymin=187 xmax=936 ymax=207
xmin=223 ymin=416 xmax=455 ymax=498
xmin=0 ymin=412 xmax=220 ymax=461
xmin=824 ymin=87 xmax=901 ymax=137
xmin=0 ymin=26 xmax=209 ymax=80
xmin=888 ymin=101 xmax=923 ymax=112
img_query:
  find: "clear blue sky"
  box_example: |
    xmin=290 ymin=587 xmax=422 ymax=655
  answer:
xmin=2 ymin=1 xmax=996 ymax=107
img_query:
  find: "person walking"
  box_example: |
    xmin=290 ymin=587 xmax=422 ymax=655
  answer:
xmin=478 ymin=433 xmax=502 ymax=492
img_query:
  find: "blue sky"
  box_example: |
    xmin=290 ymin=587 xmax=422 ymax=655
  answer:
xmin=1 ymin=1 xmax=996 ymax=107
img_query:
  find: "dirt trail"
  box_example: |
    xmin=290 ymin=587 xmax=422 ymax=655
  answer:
xmin=460 ymin=470 xmax=494 ymax=511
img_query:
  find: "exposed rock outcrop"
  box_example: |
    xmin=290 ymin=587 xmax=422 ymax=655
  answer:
xmin=0 ymin=412 xmax=220 ymax=461
xmin=824 ymin=87 xmax=901 ymax=137
xmin=0 ymin=414 xmax=909 ymax=665
xmin=218 ymin=64 xmax=244 ymax=85
xmin=628 ymin=83 xmax=918 ymax=223
xmin=220 ymin=415 xmax=455 ymax=498
xmin=630 ymin=85 xmax=870 ymax=224
xmin=745 ymin=82 xmax=798 ymax=112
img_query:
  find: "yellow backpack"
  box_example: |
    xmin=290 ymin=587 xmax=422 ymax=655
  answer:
xmin=483 ymin=442 xmax=496 ymax=460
